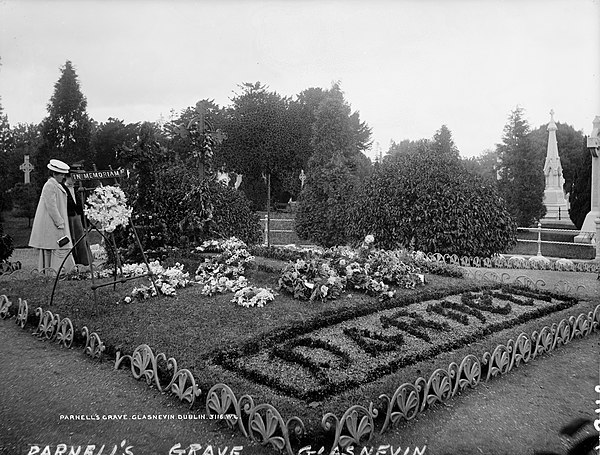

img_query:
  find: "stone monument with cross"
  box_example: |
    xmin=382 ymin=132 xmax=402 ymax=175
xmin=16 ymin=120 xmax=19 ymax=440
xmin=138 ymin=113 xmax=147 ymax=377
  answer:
xmin=19 ymin=155 xmax=34 ymax=184
xmin=299 ymin=169 xmax=306 ymax=190
xmin=574 ymin=115 xmax=600 ymax=245
xmin=540 ymin=110 xmax=572 ymax=225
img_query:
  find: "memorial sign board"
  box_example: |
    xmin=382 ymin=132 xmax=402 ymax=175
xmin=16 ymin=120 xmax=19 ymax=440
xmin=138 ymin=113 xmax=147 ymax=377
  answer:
xmin=71 ymin=169 xmax=128 ymax=181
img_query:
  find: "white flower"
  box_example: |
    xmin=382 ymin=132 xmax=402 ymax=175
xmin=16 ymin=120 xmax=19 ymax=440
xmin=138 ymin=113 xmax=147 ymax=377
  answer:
xmin=124 ymin=296 xmax=132 ymax=304
xmin=364 ymin=234 xmax=375 ymax=244
xmin=84 ymin=186 xmax=132 ymax=233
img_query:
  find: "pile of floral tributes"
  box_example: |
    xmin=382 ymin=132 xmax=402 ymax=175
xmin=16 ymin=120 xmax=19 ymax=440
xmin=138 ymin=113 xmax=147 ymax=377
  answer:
xmin=193 ymin=237 xmax=277 ymax=307
xmin=278 ymin=235 xmax=425 ymax=302
xmin=64 ymin=230 xmax=439 ymax=307
xmin=87 ymin=261 xmax=193 ymax=303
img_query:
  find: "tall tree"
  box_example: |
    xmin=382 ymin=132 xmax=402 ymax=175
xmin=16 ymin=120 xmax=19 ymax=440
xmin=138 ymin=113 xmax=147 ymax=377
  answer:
xmin=462 ymin=148 xmax=499 ymax=185
xmin=0 ymin=99 xmax=13 ymax=212
xmin=497 ymin=106 xmax=545 ymax=226
xmin=431 ymin=124 xmax=460 ymax=159
xmin=385 ymin=138 xmax=429 ymax=163
xmin=296 ymin=84 xmax=372 ymax=246
xmin=0 ymin=99 xmax=12 ymax=155
xmin=35 ymin=60 xmax=93 ymax=189
xmin=118 ymin=122 xmax=169 ymax=212
xmin=219 ymin=82 xmax=292 ymax=209
xmin=568 ymin=136 xmax=592 ymax=229
xmin=91 ymin=118 xmax=139 ymax=169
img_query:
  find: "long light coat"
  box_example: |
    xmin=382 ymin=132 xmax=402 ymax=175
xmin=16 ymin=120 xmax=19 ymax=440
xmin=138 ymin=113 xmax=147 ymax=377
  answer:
xmin=29 ymin=177 xmax=73 ymax=250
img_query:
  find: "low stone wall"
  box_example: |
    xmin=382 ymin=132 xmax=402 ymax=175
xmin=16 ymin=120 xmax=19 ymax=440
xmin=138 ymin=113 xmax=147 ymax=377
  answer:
xmin=507 ymin=240 xmax=595 ymax=260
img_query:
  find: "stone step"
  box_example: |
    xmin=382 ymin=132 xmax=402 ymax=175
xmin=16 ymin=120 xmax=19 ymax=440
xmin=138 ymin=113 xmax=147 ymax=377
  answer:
xmin=261 ymin=218 xmax=295 ymax=230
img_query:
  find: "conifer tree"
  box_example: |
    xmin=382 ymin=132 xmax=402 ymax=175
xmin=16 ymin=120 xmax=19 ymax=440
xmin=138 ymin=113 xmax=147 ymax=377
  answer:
xmin=497 ymin=106 xmax=546 ymax=226
xmin=35 ymin=60 xmax=93 ymax=188
xmin=568 ymin=137 xmax=592 ymax=229
xmin=0 ymin=100 xmax=12 ymax=154
xmin=431 ymin=124 xmax=460 ymax=160
xmin=0 ymin=99 xmax=14 ymax=212
xmin=296 ymin=84 xmax=372 ymax=246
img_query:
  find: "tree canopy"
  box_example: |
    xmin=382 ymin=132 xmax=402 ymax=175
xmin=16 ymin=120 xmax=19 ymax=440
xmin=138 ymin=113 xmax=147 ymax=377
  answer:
xmin=497 ymin=106 xmax=546 ymax=227
xmin=568 ymin=136 xmax=592 ymax=229
xmin=296 ymin=84 xmax=372 ymax=246
xmin=348 ymin=151 xmax=517 ymax=256
xmin=34 ymin=60 xmax=93 ymax=189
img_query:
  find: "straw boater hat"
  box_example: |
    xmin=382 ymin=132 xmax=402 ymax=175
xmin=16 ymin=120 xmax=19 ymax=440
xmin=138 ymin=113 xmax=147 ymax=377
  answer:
xmin=47 ymin=159 xmax=70 ymax=174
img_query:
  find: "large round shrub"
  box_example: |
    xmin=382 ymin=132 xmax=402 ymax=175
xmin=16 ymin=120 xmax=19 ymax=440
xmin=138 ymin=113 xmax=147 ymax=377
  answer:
xmin=151 ymin=164 xmax=262 ymax=246
xmin=202 ymin=181 xmax=262 ymax=244
xmin=296 ymin=153 xmax=358 ymax=247
xmin=347 ymin=154 xmax=517 ymax=257
xmin=116 ymin=162 xmax=261 ymax=261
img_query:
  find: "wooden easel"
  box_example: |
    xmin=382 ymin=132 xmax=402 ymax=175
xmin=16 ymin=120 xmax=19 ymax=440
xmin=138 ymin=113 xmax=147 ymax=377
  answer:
xmin=49 ymin=168 xmax=158 ymax=312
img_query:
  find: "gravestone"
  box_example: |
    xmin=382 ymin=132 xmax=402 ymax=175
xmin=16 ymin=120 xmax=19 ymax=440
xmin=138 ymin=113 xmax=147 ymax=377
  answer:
xmin=541 ymin=110 xmax=572 ymax=226
xmin=19 ymin=155 xmax=34 ymax=184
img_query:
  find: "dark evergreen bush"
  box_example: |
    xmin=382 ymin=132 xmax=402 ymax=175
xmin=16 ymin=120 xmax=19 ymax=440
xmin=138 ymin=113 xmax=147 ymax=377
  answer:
xmin=296 ymin=153 xmax=359 ymax=247
xmin=115 ymin=162 xmax=261 ymax=261
xmin=0 ymin=222 xmax=13 ymax=262
xmin=148 ymin=164 xmax=261 ymax=246
xmin=347 ymin=152 xmax=517 ymax=257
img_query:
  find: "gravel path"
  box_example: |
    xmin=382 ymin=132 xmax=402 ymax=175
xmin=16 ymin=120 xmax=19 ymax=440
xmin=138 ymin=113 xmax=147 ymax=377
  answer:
xmin=0 ymin=322 xmax=262 ymax=455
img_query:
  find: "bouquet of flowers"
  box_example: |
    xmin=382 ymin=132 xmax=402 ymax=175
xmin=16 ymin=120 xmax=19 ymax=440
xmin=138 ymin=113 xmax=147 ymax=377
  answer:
xmin=278 ymin=258 xmax=345 ymax=301
xmin=84 ymin=186 xmax=133 ymax=233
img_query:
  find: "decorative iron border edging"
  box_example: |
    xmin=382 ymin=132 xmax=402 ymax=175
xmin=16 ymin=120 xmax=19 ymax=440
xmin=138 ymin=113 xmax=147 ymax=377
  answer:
xmin=1 ymin=294 xmax=598 ymax=455
xmin=422 ymin=252 xmax=600 ymax=274
xmin=322 ymin=304 xmax=600 ymax=450
xmin=460 ymin=269 xmax=588 ymax=296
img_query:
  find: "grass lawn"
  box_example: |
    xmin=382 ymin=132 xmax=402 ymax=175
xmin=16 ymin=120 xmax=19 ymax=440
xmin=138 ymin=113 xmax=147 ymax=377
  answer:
xmin=1 ymin=209 xmax=106 ymax=252
xmin=0 ymin=260 xmax=596 ymax=446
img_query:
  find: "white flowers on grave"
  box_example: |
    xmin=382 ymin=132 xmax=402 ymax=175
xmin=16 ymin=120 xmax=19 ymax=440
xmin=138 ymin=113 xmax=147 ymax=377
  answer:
xmin=364 ymin=234 xmax=375 ymax=245
xmin=231 ymin=286 xmax=277 ymax=308
xmin=118 ymin=261 xmax=192 ymax=302
xmin=84 ymin=186 xmax=133 ymax=233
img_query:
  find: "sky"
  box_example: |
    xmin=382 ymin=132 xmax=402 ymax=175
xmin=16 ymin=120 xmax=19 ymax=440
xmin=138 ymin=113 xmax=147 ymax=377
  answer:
xmin=0 ymin=0 xmax=599 ymax=160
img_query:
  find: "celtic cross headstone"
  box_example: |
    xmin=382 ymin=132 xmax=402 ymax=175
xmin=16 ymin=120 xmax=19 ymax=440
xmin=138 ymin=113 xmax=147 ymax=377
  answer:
xmin=19 ymin=155 xmax=34 ymax=184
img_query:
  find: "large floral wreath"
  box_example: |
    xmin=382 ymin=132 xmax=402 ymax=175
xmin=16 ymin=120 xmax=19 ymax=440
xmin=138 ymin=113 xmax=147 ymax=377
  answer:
xmin=84 ymin=185 xmax=133 ymax=233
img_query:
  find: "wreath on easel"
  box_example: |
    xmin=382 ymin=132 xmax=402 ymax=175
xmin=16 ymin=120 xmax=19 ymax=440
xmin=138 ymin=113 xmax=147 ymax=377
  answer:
xmin=49 ymin=182 xmax=158 ymax=311
xmin=84 ymin=185 xmax=133 ymax=233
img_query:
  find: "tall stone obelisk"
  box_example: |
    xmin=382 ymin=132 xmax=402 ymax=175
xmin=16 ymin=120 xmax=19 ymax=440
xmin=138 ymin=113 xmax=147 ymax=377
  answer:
xmin=541 ymin=110 xmax=571 ymax=224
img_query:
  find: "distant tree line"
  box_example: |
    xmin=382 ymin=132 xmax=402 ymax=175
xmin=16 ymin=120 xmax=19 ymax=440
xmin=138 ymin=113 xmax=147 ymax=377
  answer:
xmin=0 ymin=60 xmax=594 ymax=255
